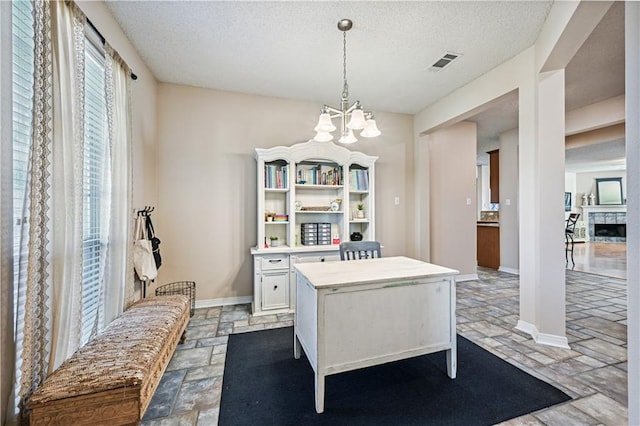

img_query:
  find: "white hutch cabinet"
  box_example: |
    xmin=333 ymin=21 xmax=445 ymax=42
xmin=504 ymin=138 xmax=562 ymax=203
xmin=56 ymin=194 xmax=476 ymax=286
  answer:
xmin=250 ymin=140 xmax=377 ymax=315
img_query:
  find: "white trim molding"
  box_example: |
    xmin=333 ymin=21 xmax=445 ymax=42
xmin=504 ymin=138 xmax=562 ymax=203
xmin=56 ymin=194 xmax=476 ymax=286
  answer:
xmin=516 ymin=320 xmax=570 ymax=349
xmin=498 ymin=266 xmax=519 ymax=275
xmin=457 ymin=273 xmax=479 ymax=282
xmin=195 ymin=295 xmax=253 ymax=309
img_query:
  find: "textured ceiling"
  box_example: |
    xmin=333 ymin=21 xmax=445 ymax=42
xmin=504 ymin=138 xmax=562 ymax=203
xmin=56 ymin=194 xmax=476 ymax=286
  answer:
xmin=105 ymin=1 xmax=553 ymax=114
xmin=106 ymin=1 xmax=625 ymax=172
xmin=565 ymin=1 xmax=625 ymax=112
xmin=472 ymin=2 xmax=625 ymax=172
xmin=565 ymin=138 xmax=626 ymax=173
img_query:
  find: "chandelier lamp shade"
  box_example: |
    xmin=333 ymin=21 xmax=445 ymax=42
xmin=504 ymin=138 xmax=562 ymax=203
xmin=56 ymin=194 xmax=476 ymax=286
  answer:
xmin=313 ymin=19 xmax=381 ymax=144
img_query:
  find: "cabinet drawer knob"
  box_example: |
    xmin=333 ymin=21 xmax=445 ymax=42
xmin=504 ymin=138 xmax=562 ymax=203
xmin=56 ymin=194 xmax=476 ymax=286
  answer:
xmin=320 ymin=257 xmax=325 ymax=262
xmin=273 ymin=285 xmax=278 ymax=290
xmin=269 ymin=259 xmax=282 ymax=263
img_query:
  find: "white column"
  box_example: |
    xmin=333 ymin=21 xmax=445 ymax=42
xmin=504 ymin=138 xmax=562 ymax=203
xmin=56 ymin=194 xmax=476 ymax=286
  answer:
xmin=517 ymin=56 xmax=568 ymax=348
xmin=535 ymin=69 xmax=567 ymax=345
xmin=517 ymin=50 xmax=538 ymax=336
xmin=625 ymin=2 xmax=640 ymax=423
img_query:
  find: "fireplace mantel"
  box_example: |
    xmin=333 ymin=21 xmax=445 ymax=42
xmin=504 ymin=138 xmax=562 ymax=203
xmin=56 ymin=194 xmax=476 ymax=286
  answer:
xmin=580 ymin=205 xmax=627 ymax=242
xmin=581 ymin=205 xmax=627 ymax=214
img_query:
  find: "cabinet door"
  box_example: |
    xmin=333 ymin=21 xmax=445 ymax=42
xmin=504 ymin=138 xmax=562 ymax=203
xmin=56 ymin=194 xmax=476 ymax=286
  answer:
xmin=262 ymin=270 xmax=289 ymax=310
xmin=477 ymin=225 xmax=500 ymax=269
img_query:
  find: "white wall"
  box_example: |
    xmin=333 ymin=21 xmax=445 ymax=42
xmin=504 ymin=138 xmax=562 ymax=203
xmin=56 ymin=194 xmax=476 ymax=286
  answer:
xmin=155 ymin=83 xmax=414 ymax=302
xmin=565 ymin=172 xmax=577 ymax=214
xmin=425 ymin=122 xmax=478 ymax=277
xmin=499 ymin=129 xmax=519 ymax=273
xmin=566 ymin=95 xmax=625 ymax=135
xmin=575 ymin=170 xmax=627 ymax=207
xmin=477 ymin=165 xmax=490 ymax=213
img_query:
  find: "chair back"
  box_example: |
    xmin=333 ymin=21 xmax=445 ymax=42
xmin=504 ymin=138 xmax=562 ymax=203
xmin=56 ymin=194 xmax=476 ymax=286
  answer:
xmin=565 ymin=213 xmax=580 ymax=234
xmin=339 ymin=241 xmax=382 ymax=261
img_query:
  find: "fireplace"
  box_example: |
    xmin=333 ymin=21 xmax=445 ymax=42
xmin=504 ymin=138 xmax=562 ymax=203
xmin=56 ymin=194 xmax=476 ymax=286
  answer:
xmin=594 ymin=223 xmax=626 ymax=238
xmin=581 ymin=205 xmax=627 ymax=242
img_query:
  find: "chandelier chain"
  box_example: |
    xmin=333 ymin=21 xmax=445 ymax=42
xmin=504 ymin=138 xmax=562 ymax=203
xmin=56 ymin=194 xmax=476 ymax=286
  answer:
xmin=312 ymin=18 xmax=381 ymax=143
xmin=342 ymin=30 xmax=349 ymax=99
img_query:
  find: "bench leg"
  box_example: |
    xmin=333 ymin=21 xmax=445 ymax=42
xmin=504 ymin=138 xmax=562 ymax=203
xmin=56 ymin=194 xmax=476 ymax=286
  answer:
xmin=180 ymin=331 xmax=186 ymax=344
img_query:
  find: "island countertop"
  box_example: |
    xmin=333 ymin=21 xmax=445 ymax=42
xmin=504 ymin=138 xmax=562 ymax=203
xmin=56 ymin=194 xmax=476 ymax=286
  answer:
xmin=293 ymin=256 xmax=459 ymax=289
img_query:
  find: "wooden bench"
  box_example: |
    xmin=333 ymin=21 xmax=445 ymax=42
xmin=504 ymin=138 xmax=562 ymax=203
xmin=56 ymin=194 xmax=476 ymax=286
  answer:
xmin=27 ymin=295 xmax=190 ymax=425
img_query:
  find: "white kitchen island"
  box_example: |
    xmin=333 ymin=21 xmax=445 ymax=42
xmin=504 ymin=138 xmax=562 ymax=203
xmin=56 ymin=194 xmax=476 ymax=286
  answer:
xmin=293 ymin=256 xmax=459 ymax=413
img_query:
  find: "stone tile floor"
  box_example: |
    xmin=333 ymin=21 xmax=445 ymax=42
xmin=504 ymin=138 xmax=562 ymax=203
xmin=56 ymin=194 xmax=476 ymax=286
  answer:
xmin=141 ymin=268 xmax=628 ymax=425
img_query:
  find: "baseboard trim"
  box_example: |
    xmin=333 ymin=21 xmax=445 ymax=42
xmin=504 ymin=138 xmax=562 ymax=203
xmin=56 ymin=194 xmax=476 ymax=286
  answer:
xmin=498 ymin=266 xmax=519 ymax=275
xmin=195 ymin=296 xmax=253 ymax=309
xmin=516 ymin=320 xmax=570 ymax=349
xmin=515 ymin=320 xmax=536 ymax=335
xmin=535 ymin=332 xmax=570 ymax=349
xmin=457 ymin=273 xmax=479 ymax=282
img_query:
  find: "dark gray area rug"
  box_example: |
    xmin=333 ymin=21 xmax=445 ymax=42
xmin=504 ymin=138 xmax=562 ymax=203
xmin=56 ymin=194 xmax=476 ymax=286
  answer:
xmin=220 ymin=327 xmax=570 ymax=426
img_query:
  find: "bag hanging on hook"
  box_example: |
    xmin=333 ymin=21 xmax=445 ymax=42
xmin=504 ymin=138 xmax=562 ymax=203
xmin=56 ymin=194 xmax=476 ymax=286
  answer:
xmin=145 ymin=213 xmax=162 ymax=269
xmin=133 ymin=215 xmax=157 ymax=281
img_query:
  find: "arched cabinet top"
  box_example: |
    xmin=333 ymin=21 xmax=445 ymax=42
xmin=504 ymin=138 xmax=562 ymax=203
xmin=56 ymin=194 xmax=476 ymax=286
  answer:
xmin=349 ymin=151 xmax=377 ymax=168
xmin=255 ymin=140 xmax=377 ymax=166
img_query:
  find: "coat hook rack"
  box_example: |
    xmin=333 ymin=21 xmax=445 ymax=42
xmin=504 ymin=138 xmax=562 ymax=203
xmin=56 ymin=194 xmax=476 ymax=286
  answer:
xmin=137 ymin=206 xmax=155 ymax=216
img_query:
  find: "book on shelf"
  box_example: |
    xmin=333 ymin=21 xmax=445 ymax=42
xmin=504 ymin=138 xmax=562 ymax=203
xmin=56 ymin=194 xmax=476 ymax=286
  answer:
xmin=264 ymin=164 xmax=288 ymax=189
xmin=296 ymin=164 xmax=342 ymax=186
xmin=349 ymin=169 xmax=369 ymax=191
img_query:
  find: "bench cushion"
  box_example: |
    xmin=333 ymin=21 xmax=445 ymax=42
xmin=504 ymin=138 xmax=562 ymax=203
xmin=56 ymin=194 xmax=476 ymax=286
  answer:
xmin=28 ymin=295 xmax=190 ymax=424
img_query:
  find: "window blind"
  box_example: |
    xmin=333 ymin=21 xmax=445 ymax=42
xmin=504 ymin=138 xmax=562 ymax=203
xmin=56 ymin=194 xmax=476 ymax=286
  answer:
xmin=81 ymin=37 xmax=108 ymax=343
xmin=11 ymin=0 xmax=34 ymax=409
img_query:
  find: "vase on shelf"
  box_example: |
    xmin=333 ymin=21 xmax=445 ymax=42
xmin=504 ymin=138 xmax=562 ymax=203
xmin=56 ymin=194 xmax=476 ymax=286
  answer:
xmin=589 ymin=193 xmax=595 ymax=206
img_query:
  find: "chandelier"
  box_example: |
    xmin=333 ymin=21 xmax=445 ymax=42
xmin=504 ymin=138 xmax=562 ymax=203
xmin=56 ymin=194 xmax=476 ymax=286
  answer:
xmin=313 ymin=19 xmax=381 ymax=144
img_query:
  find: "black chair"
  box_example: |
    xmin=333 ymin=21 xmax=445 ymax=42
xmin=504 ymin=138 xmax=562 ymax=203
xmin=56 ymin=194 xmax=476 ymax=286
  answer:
xmin=565 ymin=213 xmax=580 ymax=267
xmin=339 ymin=241 xmax=382 ymax=261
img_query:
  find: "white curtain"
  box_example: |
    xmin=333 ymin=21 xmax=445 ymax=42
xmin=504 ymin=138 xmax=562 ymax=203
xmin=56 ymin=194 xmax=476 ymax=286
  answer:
xmin=19 ymin=0 xmax=85 ymax=409
xmin=101 ymin=43 xmax=134 ymax=326
xmin=48 ymin=0 xmax=85 ymax=369
xmin=16 ymin=0 xmax=133 ymax=415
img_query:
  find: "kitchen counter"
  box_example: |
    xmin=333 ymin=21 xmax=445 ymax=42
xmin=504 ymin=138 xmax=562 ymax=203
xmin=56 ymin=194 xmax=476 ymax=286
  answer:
xmin=477 ymin=221 xmax=499 ymax=227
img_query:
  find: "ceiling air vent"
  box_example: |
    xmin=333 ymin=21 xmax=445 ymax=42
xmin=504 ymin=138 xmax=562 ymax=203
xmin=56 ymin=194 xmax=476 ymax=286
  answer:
xmin=429 ymin=51 xmax=462 ymax=71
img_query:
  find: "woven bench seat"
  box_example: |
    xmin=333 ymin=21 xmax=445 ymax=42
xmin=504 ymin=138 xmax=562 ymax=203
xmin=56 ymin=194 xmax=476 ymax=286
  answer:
xmin=27 ymin=295 xmax=190 ymax=426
